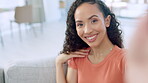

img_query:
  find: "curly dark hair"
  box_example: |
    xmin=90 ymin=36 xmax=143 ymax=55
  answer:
xmin=61 ymin=0 xmax=123 ymax=54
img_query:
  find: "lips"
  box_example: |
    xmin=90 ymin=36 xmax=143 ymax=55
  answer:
xmin=85 ymin=34 xmax=98 ymax=42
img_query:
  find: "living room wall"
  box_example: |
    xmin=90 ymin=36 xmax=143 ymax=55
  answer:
xmin=43 ymin=0 xmax=61 ymax=22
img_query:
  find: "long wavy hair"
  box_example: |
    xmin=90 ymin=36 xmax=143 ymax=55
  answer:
xmin=61 ymin=0 xmax=123 ymax=54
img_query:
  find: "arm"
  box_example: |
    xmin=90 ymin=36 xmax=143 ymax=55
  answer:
xmin=66 ymin=67 xmax=78 ymax=83
xmin=56 ymin=49 xmax=90 ymax=83
xmin=56 ymin=62 xmax=67 ymax=83
xmin=56 ymin=63 xmax=78 ymax=83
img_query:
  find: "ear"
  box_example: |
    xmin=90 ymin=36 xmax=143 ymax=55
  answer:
xmin=105 ymin=15 xmax=111 ymax=28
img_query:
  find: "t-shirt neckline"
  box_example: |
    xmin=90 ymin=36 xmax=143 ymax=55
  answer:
xmin=86 ymin=45 xmax=118 ymax=67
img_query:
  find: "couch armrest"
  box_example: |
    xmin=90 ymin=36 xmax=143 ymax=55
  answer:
xmin=4 ymin=57 xmax=58 ymax=83
xmin=0 ymin=68 xmax=4 ymax=83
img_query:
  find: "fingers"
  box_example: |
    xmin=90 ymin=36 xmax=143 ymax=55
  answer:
xmin=68 ymin=48 xmax=91 ymax=58
xmin=69 ymin=55 xmax=85 ymax=58
xmin=70 ymin=48 xmax=90 ymax=55
xmin=79 ymin=48 xmax=90 ymax=53
xmin=71 ymin=51 xmax=89 ymax=55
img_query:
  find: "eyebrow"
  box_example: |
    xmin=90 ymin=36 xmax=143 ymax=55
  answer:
xmin=75 ymin=15 xmax=98 ymax=23
xmin=88 ymin=15 xmax=98 ymax=20
xmin=75 ymin=20 xmax=83 ymax=23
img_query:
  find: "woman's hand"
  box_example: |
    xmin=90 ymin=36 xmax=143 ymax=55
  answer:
xmin=126 ymin=14 xmax=148 ymax=83
xmin=56 ymin=48 xmax=90 ymax=65
xmin=56 ymin=49 xmax=90 ymax=83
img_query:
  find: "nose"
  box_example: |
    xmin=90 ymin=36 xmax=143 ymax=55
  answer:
xmin=84 ymin=24 xmax=93 ymax=34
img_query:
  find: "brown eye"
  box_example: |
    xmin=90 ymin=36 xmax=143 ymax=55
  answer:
xmin=77 ymin=24 xmax=83 ymax=27
xmin=91 ymin=20 xmax=98 ymax=23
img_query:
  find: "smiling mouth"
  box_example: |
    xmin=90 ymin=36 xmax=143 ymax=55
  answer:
xmin=85 ymin=34 xmax=98 ymax=42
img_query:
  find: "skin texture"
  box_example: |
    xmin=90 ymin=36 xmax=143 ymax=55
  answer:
xmin=75 ymin=3 xmax=110 ymax=48
xmin=74 ymin=3 xmax=114 ymax=64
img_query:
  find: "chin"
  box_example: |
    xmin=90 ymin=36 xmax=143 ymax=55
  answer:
xmin=87 ymin=42 xmax=100 ymax=48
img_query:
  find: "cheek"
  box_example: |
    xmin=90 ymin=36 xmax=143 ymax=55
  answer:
xmin=94 ymin=24 xmax=106 ymax=33
xmin=76 ymin=29 xmax=83 ymax=38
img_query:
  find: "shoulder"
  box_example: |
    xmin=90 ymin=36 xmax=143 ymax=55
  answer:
xmin=113 ymin=46 xmax=126 ymax=59
xmin=72 ymin=56 xmax=86 ymax=64
xmin=69 ymin=55 xmax=87 ymax=68
xmin=68 ymin=56 xmax=86 ymax=67
xmin=113 ymin=46 xmax=126 ymax=74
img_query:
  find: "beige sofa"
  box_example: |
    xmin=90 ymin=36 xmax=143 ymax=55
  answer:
xmin=0 ymin=56 xmax=67 ymax=83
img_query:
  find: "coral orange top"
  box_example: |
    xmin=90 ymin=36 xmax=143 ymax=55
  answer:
xmin=68 ymin=45 xmax=125 ymax=83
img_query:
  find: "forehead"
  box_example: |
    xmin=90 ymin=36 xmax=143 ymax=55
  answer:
xmin=74 ymin=3 xmax=103 ymax=20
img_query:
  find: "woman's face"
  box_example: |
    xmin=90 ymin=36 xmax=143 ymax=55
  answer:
xmin=74 ymin=3 xmax=111 ymax=48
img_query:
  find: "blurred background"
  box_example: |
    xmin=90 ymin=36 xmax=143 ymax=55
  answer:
xmin=0 ymin=0 xmax=147 ymax=69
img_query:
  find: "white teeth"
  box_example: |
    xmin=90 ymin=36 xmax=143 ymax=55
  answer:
xmin=86 ymin=35 xmax=96 ymax=40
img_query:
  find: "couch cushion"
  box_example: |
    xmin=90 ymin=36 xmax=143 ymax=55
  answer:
xmin=4 ymin=57 xmax=56 ymax=83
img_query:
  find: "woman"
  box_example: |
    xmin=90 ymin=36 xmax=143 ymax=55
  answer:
xmin=56 ymin=0 xmax=125 ymax=83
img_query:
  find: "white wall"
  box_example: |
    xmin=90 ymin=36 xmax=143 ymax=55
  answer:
xmin=0 ymin=0 xmax=24 ymax=8
xmin=43 ymin=0 xmax=61 ymax=22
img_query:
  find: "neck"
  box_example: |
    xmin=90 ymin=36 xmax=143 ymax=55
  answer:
xmin=90 ymin=36 xmax=114 ymax=57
